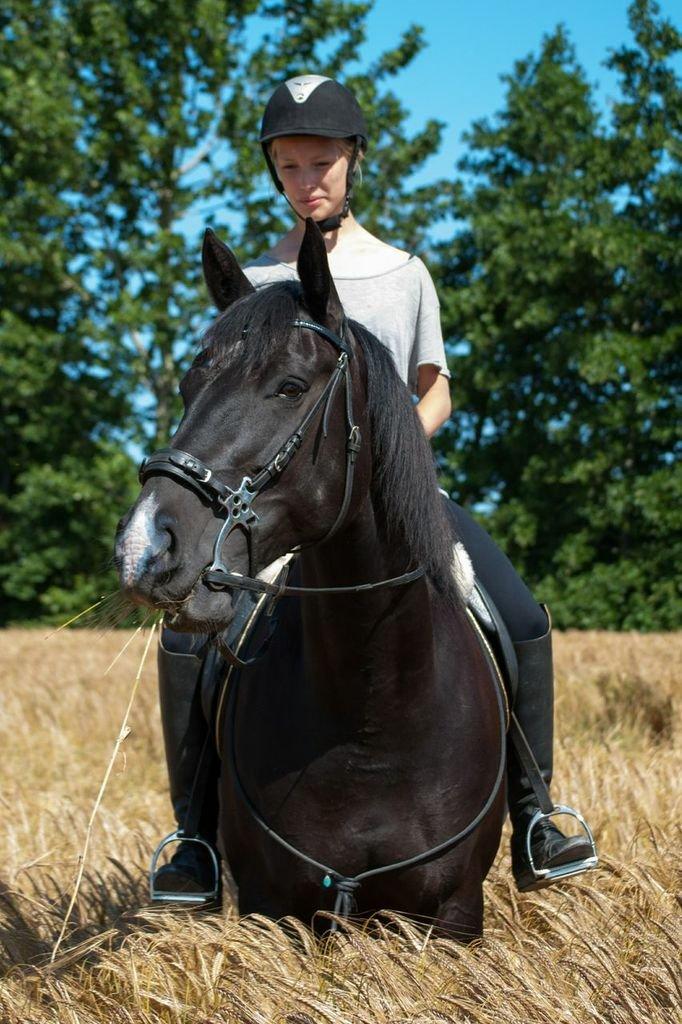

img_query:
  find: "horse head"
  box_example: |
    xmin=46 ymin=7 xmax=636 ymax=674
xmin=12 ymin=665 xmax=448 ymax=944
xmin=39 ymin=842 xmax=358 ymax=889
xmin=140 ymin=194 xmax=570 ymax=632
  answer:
xmin=115 ymin=219 xmax=371 ymax=632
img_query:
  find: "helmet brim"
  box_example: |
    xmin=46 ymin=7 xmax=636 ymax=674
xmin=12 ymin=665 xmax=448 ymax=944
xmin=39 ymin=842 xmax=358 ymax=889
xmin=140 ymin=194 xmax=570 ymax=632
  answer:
xmin=260 ymin=127 xmax=367 ymax=149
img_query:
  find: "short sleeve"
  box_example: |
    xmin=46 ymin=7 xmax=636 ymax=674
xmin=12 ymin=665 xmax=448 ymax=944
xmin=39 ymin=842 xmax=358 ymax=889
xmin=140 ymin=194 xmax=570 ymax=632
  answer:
xmin=407 ymin=258 xmax=450 ymax=394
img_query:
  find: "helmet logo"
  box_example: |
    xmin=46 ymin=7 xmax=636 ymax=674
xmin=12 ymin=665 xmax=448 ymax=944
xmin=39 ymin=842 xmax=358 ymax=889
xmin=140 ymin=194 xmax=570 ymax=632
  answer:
xmin=285 ymin=75 xmax=331 ymax=104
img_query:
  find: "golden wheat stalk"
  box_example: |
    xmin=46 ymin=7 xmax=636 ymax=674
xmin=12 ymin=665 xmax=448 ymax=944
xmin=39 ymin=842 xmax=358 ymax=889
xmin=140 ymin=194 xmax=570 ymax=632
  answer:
xmin=43 ymin=595 xmax=115 ymax=639
xmin=0 ymin=629 xmax=678 ymax=1022
xmin=49 ymin=615 xmax=159 ymax=963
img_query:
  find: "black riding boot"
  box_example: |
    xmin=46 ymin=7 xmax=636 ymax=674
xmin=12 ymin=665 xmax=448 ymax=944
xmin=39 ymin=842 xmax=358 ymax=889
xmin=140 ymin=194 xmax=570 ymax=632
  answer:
xmin=151 ymin=585 xmax=269 ymax=902
xmin=508 ymin=611 xmax=595 ymax=891
xmin=151 ymin=627 xmax=222 ymax=902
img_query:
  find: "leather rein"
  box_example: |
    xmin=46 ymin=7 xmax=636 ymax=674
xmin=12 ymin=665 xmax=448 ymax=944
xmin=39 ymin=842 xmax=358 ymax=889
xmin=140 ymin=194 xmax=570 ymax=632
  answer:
xmin=138 ymin=318 xmax=425 ymax=620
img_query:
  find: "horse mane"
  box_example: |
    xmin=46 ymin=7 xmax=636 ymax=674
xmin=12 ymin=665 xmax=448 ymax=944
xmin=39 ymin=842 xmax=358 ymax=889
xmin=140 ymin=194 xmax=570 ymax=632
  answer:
xmin=348 ymin=319 xmax=458 ymax=604
xmin=201 ymin=281 xmax=458 ymax=604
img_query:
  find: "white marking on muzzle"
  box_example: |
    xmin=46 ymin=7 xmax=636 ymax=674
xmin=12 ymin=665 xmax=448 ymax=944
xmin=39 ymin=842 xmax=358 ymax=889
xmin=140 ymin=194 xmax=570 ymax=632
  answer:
xmin=118 ymin=493 xmax=163 ymax=588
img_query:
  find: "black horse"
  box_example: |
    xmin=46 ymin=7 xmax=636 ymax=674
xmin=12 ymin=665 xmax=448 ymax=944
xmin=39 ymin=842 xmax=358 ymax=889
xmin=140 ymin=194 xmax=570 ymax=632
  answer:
xmin=116 ymin=220 xmax=506 ymax=939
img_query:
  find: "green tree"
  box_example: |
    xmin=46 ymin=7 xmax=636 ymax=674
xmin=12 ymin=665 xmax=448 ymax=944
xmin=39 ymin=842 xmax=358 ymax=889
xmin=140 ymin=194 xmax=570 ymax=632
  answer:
xmin=435 ymin=0 xmax=681 ymax=629
xmin=0 ymin=3 xmax=135 ymax=624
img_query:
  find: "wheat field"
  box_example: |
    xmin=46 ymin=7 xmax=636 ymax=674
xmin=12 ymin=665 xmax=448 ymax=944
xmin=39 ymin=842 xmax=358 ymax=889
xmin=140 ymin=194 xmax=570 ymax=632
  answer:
xmin=0 ymin=624 xmax=679 ymax=1023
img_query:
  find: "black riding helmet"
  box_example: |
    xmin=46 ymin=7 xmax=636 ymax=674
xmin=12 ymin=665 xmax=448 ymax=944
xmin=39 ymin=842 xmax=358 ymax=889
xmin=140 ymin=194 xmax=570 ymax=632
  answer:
xmin=260 ymin=75 xmax=368 ymax=232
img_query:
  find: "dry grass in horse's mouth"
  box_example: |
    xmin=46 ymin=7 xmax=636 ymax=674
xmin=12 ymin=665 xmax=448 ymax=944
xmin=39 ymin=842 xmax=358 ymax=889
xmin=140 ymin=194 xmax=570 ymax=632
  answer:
xmin=0 ymin=628 xmax=679 ymax=1023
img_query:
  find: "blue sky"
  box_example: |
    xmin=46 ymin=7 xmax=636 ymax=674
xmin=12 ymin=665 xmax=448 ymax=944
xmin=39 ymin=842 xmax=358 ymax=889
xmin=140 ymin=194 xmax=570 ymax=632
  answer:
xmin=353 ymin=0 xmax=679 ymax=182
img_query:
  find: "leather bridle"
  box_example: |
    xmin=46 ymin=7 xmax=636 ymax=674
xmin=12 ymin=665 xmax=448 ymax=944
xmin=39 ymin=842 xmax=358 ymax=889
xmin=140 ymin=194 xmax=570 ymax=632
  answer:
xmin=138 ymin=318 xmax=424 ymax=615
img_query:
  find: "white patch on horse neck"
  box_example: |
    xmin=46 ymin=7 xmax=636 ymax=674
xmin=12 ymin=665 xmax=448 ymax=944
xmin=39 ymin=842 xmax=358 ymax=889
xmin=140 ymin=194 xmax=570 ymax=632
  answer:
xmin=257 ymin=552 xmax=295 ymax=585
xmin=452 ymin=542 xmax=475 ymax=602
xmin=119 ymin=493 xmax=161 ymax=587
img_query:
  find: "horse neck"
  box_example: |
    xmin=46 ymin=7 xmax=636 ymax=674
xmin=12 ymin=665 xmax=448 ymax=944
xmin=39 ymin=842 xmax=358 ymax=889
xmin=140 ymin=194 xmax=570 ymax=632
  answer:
xmin=297 ymin=493 xmax=451 ymax=728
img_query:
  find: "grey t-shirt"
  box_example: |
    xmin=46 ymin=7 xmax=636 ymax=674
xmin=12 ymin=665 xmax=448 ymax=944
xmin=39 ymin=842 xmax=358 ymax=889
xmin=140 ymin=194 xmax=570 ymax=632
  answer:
xmin=244 ymin=255 xmax=450 ymax=394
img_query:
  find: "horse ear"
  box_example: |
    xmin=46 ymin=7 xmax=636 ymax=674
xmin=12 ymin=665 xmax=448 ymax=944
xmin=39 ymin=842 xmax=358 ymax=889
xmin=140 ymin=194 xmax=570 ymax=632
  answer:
xmin=297 ymin=218 xmax=344 ymax=331
xmin=202 ymin=228 xmax=254 ymax=311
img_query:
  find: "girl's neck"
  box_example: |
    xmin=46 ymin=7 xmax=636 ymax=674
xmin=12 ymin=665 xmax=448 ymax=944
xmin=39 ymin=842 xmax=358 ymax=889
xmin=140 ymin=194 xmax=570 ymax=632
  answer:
xmin=294 ymin=210 xmax=362 ymax=250
xmin=267 ymin=212 xmax=409 ymax=277
xmin=272 ymin=211 xmax=363 ymax=263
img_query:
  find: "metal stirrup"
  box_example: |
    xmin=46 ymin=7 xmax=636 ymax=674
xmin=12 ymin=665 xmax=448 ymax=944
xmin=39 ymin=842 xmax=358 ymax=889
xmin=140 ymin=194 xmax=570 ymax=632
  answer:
xmin=149 ymin=831 xmax=221 ymax=904
xmin=525 ymin=805 xmax=599 ymax=883
xmin=509 ymin=713 xmax=598 ymax=883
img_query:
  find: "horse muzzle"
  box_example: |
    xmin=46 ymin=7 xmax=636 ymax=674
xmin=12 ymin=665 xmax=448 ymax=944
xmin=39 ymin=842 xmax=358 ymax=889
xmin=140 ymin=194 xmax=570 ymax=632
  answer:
xmin=115 ymin=491 xmax=247 ymax=632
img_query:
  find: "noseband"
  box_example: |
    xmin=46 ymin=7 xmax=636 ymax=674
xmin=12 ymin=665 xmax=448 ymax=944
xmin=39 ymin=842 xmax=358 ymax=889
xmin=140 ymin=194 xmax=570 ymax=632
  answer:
xmin=138 ymin=318 xmax=424 ymax=610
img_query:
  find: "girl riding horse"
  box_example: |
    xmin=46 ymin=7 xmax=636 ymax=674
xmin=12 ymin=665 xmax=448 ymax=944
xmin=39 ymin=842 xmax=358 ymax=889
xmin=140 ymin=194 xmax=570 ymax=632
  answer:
xmin=149 ymin=75 xmax=595 ymax=904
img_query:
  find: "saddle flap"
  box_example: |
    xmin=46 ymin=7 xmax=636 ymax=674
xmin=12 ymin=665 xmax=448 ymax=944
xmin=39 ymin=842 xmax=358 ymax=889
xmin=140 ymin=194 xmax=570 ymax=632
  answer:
xmin=468 ymin=579 xmax=519 ymax=706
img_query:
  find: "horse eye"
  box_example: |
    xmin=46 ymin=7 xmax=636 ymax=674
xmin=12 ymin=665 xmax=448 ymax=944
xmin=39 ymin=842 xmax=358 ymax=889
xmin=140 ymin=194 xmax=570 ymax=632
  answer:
xmin=277 ymin=379 xmax=307 ymax=400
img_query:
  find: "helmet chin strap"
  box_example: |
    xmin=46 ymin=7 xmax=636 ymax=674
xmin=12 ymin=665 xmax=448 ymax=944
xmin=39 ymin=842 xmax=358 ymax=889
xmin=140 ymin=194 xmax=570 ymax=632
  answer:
xmin=284 ymin=195 xmax=348 ymax=233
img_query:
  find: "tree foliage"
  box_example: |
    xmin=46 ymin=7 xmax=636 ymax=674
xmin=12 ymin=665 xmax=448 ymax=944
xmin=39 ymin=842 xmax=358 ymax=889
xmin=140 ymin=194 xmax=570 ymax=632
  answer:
xmin=0 ymin=4 xmax=135 ymax=623
xmin=434 ymin=0 xmax=680 ymax=629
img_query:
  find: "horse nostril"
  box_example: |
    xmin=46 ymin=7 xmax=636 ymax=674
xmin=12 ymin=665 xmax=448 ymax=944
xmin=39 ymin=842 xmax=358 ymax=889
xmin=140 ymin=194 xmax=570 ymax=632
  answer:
xmin=154 ymin=513 xmax=178 ymax=560
xmin=116 ymin=510 xmax=132 ymax=536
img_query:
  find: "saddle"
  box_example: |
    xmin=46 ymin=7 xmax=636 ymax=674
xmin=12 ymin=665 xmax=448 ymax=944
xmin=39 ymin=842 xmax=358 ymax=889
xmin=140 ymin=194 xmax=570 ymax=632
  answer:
xmin=467 ymin=579 xmax=519 ymax=709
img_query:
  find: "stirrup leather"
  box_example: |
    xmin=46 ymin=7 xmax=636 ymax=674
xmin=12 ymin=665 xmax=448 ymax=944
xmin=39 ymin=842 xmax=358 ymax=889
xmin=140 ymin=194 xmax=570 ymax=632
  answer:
xmin=149 ymin=830 xmax=221 ymax=904
xmin=526 ymin=805 xmax=598 ymax=883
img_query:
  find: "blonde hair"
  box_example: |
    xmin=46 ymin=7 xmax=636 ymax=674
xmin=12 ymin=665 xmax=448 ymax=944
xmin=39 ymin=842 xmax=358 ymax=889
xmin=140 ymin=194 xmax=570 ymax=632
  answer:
xmin=269 ymin=136 xmax=364 ymax=185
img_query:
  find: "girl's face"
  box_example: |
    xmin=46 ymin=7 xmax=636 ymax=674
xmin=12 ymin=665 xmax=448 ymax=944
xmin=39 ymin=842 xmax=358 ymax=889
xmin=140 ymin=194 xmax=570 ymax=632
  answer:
xmin=271 ymin=136 xmax=349 ymax=223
